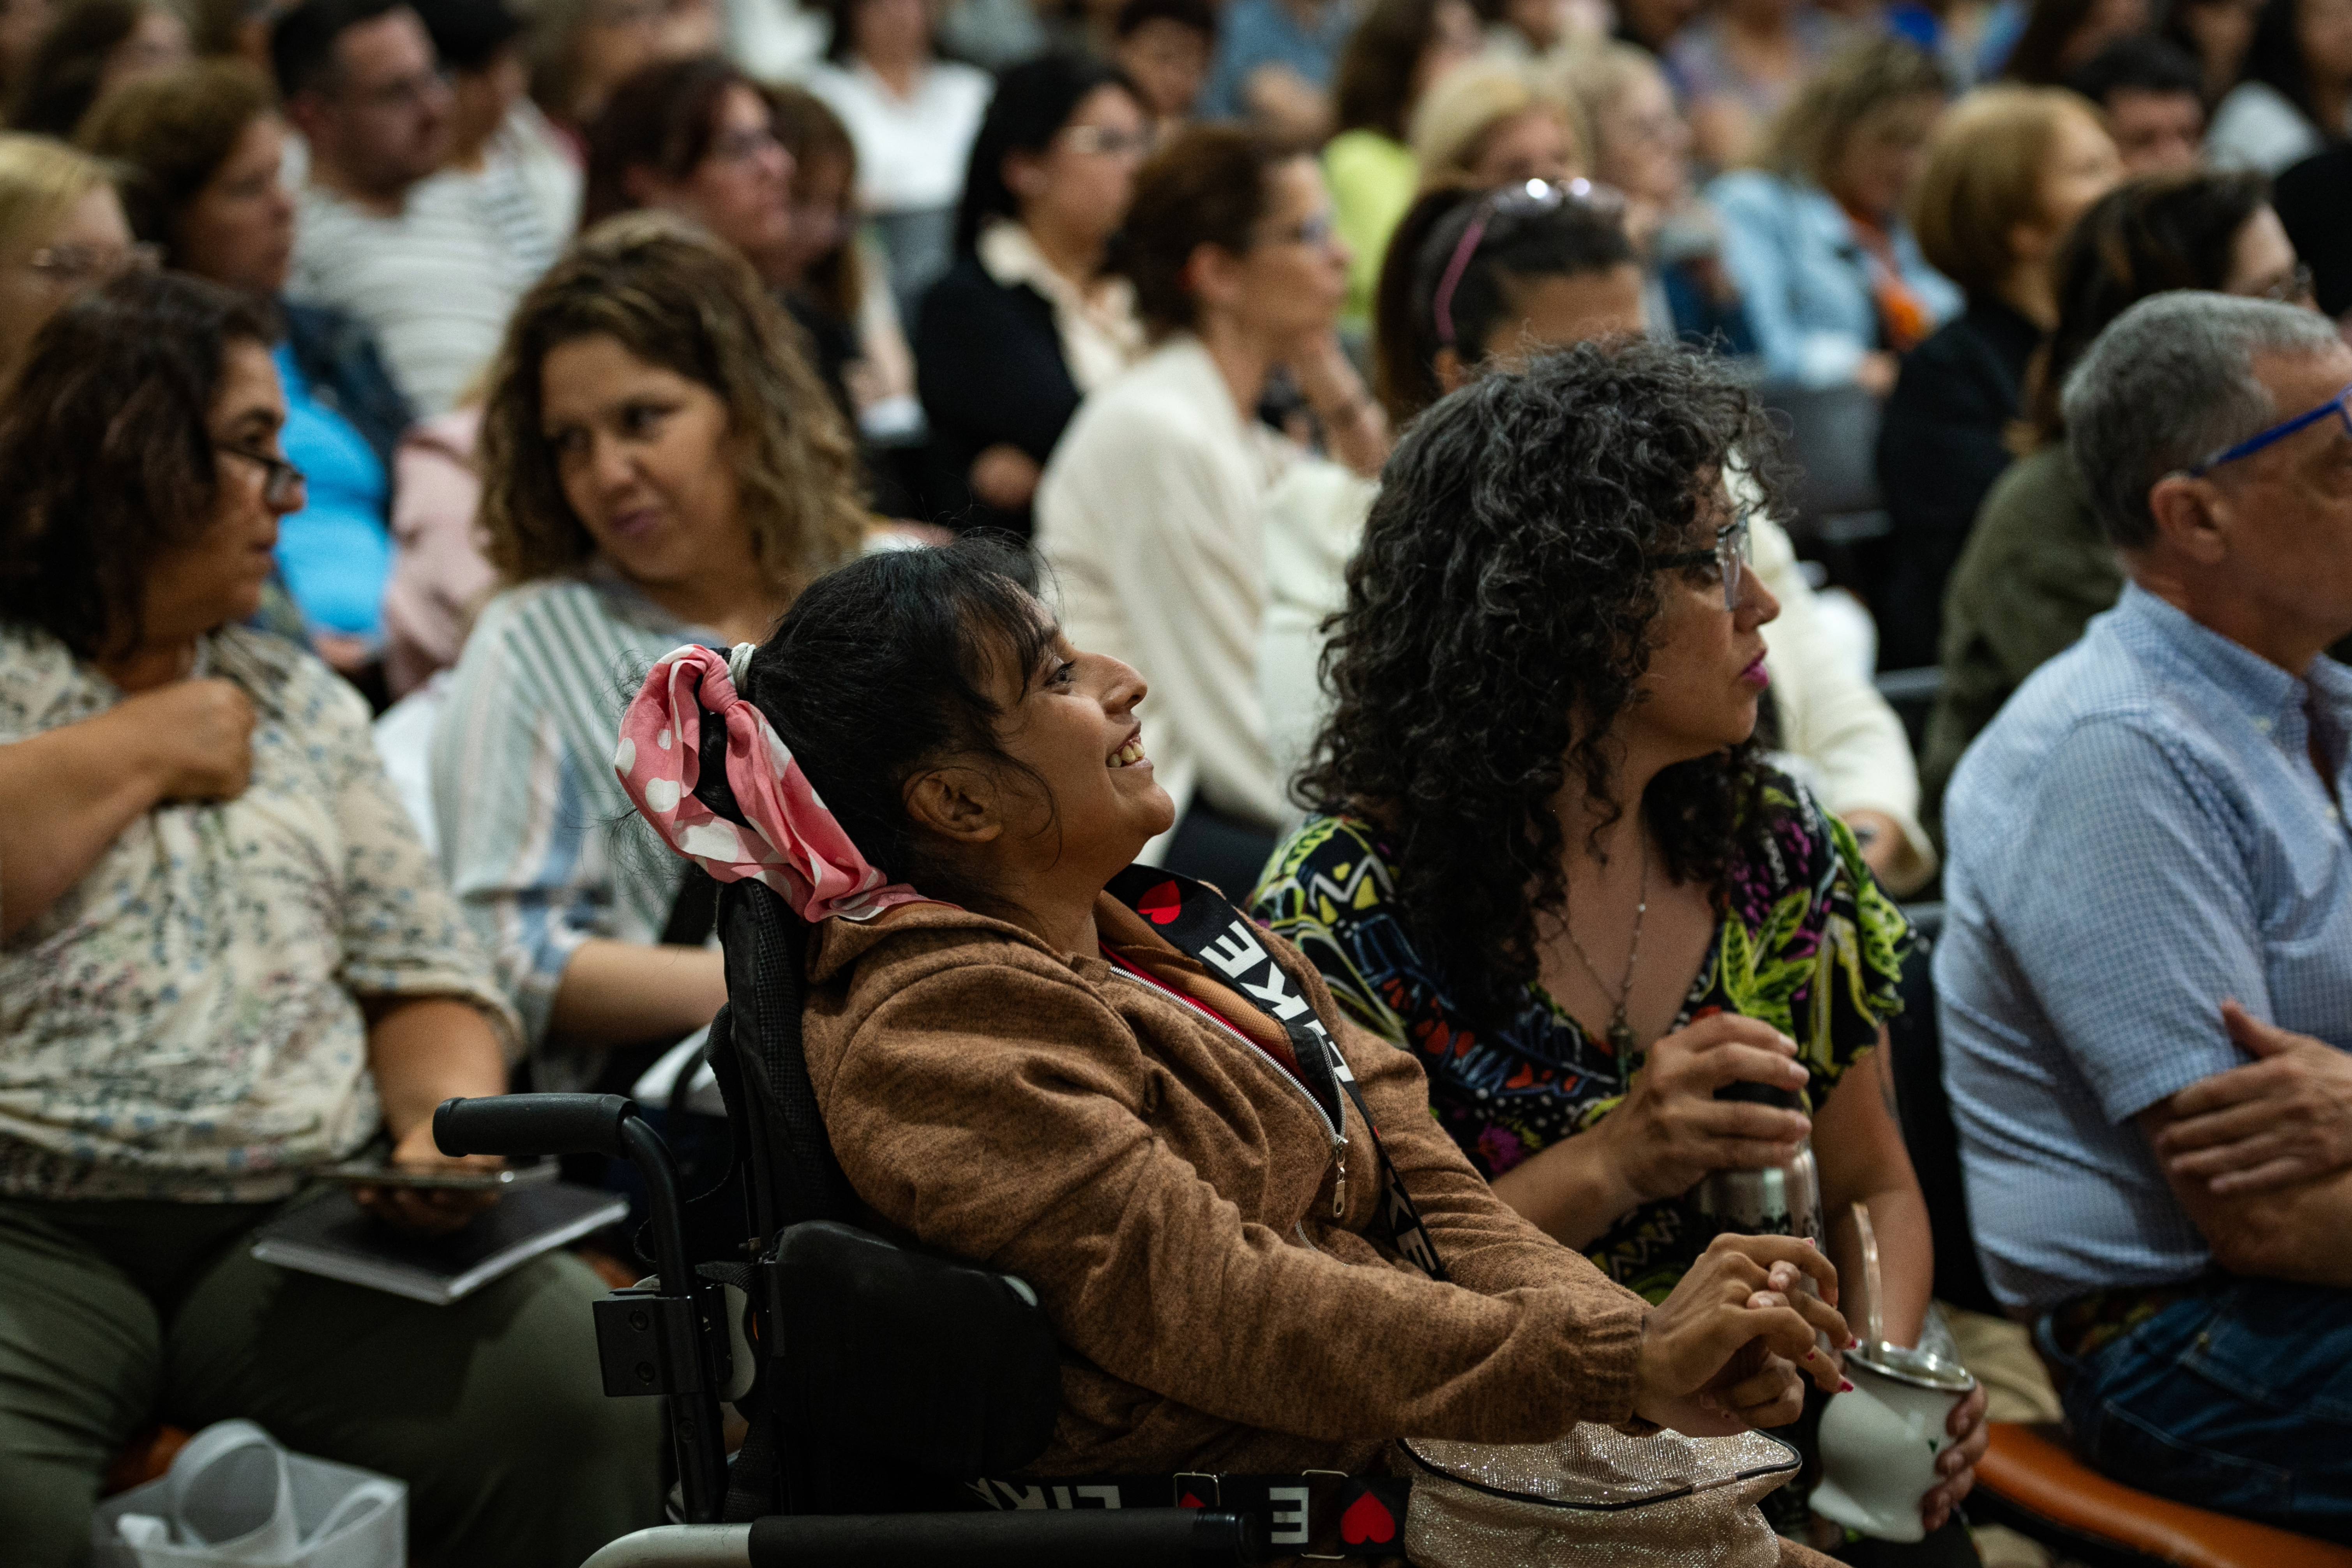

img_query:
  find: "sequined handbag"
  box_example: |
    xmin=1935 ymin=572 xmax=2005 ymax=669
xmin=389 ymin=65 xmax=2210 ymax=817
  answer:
xmin=1398 ymin=1425 xmax=1800 ymax=1566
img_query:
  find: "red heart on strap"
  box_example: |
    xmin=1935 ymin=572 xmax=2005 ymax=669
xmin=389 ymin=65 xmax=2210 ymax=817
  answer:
xmin=1340 ymin=1490 xmax=1396 ymax=1545
xmin=1178 ymin=1492 xmax=1204 ymax=1510
xmin=1139 ymin=879 xmax=1184 ymax=925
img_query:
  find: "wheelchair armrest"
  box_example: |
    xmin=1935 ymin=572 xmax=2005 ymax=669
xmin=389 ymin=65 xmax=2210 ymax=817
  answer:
xmin=581 ymin=1511 xmax=1256 ymax=1568
xmin=434 ymin=1093 xmax=637 ymax=1158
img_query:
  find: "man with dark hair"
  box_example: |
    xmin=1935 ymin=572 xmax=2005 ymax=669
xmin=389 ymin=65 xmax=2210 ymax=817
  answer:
xmin=1115 ymin=0 xmax=1216 ymax=133
xmin=1941 ymin=292 xmax=2352 ymax=1538
xmin=2066 ymin=34 xmax=2208 ymax=175
xmin=407 ymin=0 xmax=577 ymax=266
xmin=275 ymin=0 xmax=539 ymax=412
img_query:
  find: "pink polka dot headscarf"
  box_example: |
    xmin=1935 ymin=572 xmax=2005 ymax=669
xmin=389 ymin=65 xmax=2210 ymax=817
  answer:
xmin=614 ymin=643 xmax=933 ymax=923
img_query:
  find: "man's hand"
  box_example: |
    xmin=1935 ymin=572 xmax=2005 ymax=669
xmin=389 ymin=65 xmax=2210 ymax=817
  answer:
xmin=352 ymin=1117 xmax=504 ymax=1238
xmin=1597 ymin=1014 xmax=1813 ymax=1207
xmin=2154 ymin=1001 xmax=2352 ymax=1195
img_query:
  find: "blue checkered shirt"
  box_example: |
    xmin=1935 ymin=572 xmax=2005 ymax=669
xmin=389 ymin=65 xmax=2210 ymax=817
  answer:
xmin=1938 ymin=583 xmax=2352 ymax=1312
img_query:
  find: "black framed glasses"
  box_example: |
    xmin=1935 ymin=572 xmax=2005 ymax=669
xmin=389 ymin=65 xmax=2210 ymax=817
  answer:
xmin=1429 ymin=178 xmax=1626 ymax=346
xmin=2183 ymin=381 xmax=2352 ymax=478
xmin=217 ymin=443 xmax=307 ymax=509
xmin=1645 ymin=514 xmax=1751 ymax=611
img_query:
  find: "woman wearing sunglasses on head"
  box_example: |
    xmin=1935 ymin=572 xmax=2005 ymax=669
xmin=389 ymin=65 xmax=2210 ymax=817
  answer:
xmin=1261 ymin=180 xmax=1936 ymax=897
xmin=1253 ymin=337 xmax=1986 ymax=1553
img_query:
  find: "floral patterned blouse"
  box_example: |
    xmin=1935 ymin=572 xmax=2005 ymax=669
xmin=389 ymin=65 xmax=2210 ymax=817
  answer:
xmin=0 ymin=624 xmax=517 ymax=1203
xmin=1252 ymin=770 xmax=1912 ymax=1302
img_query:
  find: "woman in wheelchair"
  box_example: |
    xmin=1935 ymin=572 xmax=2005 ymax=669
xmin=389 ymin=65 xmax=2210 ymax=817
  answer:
xmin=614 ymin=535 xmax=1856 ymax=1554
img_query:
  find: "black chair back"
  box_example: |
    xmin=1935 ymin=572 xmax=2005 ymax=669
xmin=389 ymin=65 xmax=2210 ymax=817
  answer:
xmin=1883 ymin=903 xmax=2004 ymax=1318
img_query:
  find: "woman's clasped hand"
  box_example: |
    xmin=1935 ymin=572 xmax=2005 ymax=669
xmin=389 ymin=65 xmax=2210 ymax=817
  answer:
xmin=1635 ymin=1233 xmax=1849 ymax=1436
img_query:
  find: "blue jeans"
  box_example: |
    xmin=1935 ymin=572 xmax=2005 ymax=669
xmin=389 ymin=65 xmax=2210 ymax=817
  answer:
xmin=2038 ymin=1280 xmax=2352 ymax=1542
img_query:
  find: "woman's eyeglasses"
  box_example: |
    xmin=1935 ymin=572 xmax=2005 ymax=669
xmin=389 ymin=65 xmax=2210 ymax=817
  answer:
xmin=1645 ymin=514 xmax=1752 ymax=611
xmin=1060 ymin=125 xmax=1153 ymax=158
xmin=2183 ymin=381 xmax=2352 ymax=478
xmin=1430 ymin=178 xmax=1626 ymax=347
xmin=217 ymin=443 xmax=307 ymax=509
xmin=1257 ymin=211 xmax=1338 ymax=251
xmin=2257 ymin=262 xmax=2317 ymax=306
xmin=24 ymin=242 xmax=162 ymax=284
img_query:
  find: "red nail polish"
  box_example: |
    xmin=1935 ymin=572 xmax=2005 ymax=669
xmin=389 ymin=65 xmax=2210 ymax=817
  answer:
xmin=1803 ymin=1348 xmax=1819 ymax=1361
xmin=1839 ymin=1378 xmax=1855 ymax=1393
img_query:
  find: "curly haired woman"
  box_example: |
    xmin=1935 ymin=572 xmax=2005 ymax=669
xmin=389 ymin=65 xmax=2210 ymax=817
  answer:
xmin=431 ymin=212 xmax=868 ymax=1094
xmin=1250 ymin=339 xmax=1988 ymax=1551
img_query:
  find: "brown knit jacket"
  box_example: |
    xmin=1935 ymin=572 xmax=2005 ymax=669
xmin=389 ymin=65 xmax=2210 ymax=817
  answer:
xmin=802 ymin=893 xmax=1652 ymax=1480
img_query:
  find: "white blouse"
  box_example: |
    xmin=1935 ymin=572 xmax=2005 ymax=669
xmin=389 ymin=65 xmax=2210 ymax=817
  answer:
xmin=1037 ymin=336 xmax=1302 ymax=843
xmin=805 ymin=57 xmax=992 ymax=213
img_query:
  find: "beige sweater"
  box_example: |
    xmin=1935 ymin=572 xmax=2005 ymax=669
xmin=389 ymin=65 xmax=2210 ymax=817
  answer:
xmin=802 ymin=896 xmax=1651 ymax=1478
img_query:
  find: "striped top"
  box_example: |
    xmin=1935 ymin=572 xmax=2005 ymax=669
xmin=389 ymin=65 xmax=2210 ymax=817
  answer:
xmin=430 ymin=572 xmax=711 ymax=1082
xmin=289 ymin=158 xmax=563 ymax=416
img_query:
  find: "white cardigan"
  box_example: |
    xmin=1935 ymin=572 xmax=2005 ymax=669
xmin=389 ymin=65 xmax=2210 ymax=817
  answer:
xmin=1036 ymin=336 xmax=1301 ymax=845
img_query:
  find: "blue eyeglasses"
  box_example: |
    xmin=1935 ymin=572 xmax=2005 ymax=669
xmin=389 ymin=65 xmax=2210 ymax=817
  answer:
xmin=2185 ymin=381 xmax=2352 ymax=477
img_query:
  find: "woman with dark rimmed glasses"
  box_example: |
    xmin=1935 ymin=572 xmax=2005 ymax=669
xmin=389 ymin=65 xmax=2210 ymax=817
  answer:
xmin=0 ymin=269 xmax=664 ymax=1564
xmin=1254 ymin=338 xmax=1987 ymax=1549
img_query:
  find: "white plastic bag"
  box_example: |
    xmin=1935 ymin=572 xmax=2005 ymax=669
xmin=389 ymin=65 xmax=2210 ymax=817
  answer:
xmin=90 ymin=1420 xmax=404 ymax=1568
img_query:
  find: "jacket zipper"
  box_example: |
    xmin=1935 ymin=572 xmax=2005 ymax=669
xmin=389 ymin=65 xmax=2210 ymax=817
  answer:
xmin=1105 ymin=968 xmax=1349 ymax=1218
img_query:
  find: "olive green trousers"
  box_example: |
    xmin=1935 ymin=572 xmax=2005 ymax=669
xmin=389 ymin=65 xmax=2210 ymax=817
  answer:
xmin=0 ymin=1193 xmax=663 ymax=1567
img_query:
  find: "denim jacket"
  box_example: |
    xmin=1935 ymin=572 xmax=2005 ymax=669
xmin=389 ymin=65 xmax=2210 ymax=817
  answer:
xmin=1706 ymin=169 xmax=1959 ymax=388
xmin=281 ymin=298 xmax=414 ymax=475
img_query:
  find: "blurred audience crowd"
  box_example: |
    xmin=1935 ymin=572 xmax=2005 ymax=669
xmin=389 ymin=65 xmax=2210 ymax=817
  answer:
xmin=4 ymin=0 xmax=2352 ymax=1560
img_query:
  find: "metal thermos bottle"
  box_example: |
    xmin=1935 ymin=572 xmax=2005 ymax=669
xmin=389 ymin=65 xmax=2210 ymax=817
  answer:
xmin=1694 ymin=1079 xmax=1824 ymax=1247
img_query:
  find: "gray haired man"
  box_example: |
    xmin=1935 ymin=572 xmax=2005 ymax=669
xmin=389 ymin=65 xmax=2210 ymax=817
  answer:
xmin=1939 ymin=292 xmax=2352 ymax=1539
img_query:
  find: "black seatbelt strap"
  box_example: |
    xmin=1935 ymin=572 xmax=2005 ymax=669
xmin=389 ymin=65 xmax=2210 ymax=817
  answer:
xmin=1104 ymin=865 xmax=1448 ymax=1283
xmin=963 ymin=1469 xmax=1410 ymax=1558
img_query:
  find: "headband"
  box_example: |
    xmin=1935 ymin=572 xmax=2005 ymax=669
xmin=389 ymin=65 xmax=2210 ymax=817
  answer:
xmin=614 ymin=643 xmax=931 ymax=924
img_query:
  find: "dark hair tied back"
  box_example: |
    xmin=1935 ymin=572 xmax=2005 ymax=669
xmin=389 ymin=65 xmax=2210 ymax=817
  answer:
xmin=1372 ymin=183 xmax=1636 ymax=424
xmin=957 ymin=53 xmax=1139 ymax=256
xmin=747 ymin=539 xmax=1056 ymax=909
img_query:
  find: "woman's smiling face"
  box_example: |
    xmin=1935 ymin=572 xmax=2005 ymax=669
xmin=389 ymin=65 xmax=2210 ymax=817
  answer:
xmin=980 ymin=627 xmax=1178 ymax=881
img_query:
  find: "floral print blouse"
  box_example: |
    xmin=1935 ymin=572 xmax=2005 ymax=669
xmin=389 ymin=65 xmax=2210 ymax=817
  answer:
xmin=1252 ymin=770 xmax=1912 ymax=1302
xmin=0 ymin=624 xmax=517 ymax=1203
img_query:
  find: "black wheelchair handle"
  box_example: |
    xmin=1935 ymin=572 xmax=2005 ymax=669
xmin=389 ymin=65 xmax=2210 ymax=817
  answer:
xmin=433 ymin=1093 xmax=638 ymax=1159
xmin=745 ymin=1509 xmax=1257 ymax=1567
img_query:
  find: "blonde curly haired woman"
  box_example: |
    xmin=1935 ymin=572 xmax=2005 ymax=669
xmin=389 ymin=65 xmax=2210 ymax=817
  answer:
xmin=431 ymin=211 xmax=868 ymax=1091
